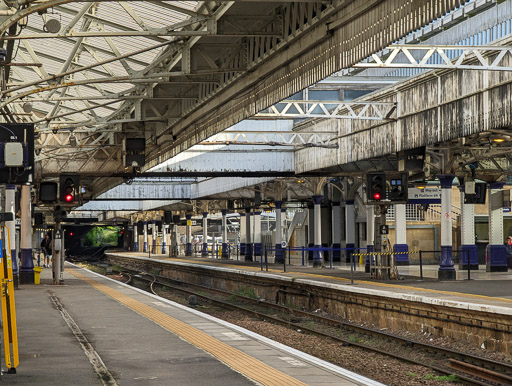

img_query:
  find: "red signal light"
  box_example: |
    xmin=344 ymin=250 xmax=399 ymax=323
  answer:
xmin=69 ymin=232 xmax=74 ymax=237
xmin=373 ymin=192 xmax=381 ymax=200
xmin=65 ymin=193 xmax=73 ymax=202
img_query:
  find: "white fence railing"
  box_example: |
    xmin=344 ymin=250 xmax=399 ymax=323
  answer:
xmin=386 ymin=204 xmax=460 ymax=224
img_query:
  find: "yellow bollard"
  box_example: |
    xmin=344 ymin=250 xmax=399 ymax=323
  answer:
xmin=33 ymin=267 xmax=43 ymax=285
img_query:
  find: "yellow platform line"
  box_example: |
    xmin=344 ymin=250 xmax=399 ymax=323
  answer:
xmin=70 ymin=268 xmax=307 ymax=386
xmin=136 ymin=254 xmax=512 ymax=305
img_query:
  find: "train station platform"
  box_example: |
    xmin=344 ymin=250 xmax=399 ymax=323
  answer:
xmin=7 ymin=264 xmax=382 ymax=385
xmin=107 ymin=252 xmax=512 ymax=314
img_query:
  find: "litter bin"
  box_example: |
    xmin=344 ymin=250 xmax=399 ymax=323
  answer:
xmin=33 ymin=266 xmax=43 ymax=285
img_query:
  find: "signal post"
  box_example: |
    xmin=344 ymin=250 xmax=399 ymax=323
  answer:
xmin=366 ymin=172 xmax=408 ymax=278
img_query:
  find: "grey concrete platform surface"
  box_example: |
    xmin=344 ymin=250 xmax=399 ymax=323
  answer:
xmin=4 ymin=264 xmax=382 ymax=386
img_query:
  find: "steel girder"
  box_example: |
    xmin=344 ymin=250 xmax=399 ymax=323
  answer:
xmin=256 ymin=100 xmax=396 ymax=121
xmin=354 ymin=45 xmax=512 ymax=72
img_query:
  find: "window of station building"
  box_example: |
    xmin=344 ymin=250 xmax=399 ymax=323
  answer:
xmin=475 ymin=219 xmax=488 ymax=243
xmin=308 ymin=90 xmax=339 ymax=101
xmin=343 ymin=89 xmax=373 ymax=101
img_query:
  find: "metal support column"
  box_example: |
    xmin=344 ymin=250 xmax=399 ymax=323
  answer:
xmin=221 ymin=209 xmax=229 ymax=259
xmin=52 ymin=223 xmax=63 ymax=285
xmin=185 ymin=214 xmax=192 ymax=256
xmin=5 ymin=185 xmax=17 ymax=287
xmin=487 ymin=182 xmax=508 ymax=272
xmin=19 ymin=185 xmax=34 ymax=284
xmin=312 ymin=195 xmax=323 ymax=268
xmin=143 ymin=221 xmax=148 ymax=252
xmin=393 ymin=204 xmax=409 ymax=265
xmin=245 ymin=208 xmax=252 ymax=261
xmin=161 ymin=222 xmax=167 ymax=254
xmin=151 ymin=221 xmax=157 ymax=254
xmin=365 ymin=205 xmax=374 ymax=273
xmin=202 ymin=212 xmax=209 ymax=257
xmin=172 ymin=224 xmax=178 ymax=257
xmin=253 ymin=211 xmax=262 ymax=259
xmin=274 ymin=201 xmax=283 ymax=263
xmin=133 ymin=222 xmax=139 ymax=252
xmin=438 ymin=175 xmax=456 ymax=280
xmin=345 ymin=200 xmax=355 ymax=263
xmin=332 ymin=202 xmax=341 ymax=262
xmin=240 ymin=212 xmax=246 ymax=255
xmin=459 ymin=187 xmax=478 ymax=270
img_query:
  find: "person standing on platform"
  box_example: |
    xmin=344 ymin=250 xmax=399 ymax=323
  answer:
xmin=506 ymin=236 xmax=512 ymax=269
xmin=41 ymin=234 xmax=52 ymax=268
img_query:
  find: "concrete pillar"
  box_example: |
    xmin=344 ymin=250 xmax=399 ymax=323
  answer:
xmin=143 ymin=221 xmax=148 ymax=252
xmin=133 ymin=222 xmax=139 ymax=252
xmin=5 ymin=185 xmax=17 ymax=287
xmin=393 ymin=204 xmax=409 ymax=265
xmin=459 ymin=187 xmax=478 ymax=270
xmin=245 ymin=208 xmax=252 ymax=261
xmin=185 ymin=214 xmax=192 ymax=256
xmin=332 ymin=202 xmax=341 ymax=261
xmin=274 ymin=201 xmax=283 ymax=263
xmin=438 ymin=175 xmax=456 ymax=280
xmin=365 ymin=206 xmax=374 ymax=272
xmin=240 ymin=212 xmax=246 ymax=255
xmin=221 ymin=210 xmax=229 ymax=259
xmin=20 ymin=184 xmax=34 ymax=284
xmin=312 ymin=195 xmax=323 ymax=268
xmin=253 ymin=211 xmax=262 ymax=258
xmin=161 ymin=222 xmax=167 ymax=254
xmin=151 ymin=221 xmax=157 ymax=254
xmin=487 ymin=182 xmax=508 ymax=272
xmin=345 ymin=200 xmax=355 ymax=263
xmin=202 ymin=212 xmax=209 ymax=257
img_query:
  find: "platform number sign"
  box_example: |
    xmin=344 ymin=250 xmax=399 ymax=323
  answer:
xmin=380 ymin=225 xmax=389 ymax=235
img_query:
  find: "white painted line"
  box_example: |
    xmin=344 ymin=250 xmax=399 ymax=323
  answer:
xmin=151 ymin=301 xmax=172 ymax=308
xmin=279 ymin=357 xmax=307 ymax=366
xmin=221 ymin=332 xmax=249 ymax=341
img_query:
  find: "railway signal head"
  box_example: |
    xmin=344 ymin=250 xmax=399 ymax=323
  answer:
xmin=367 ymin=173 xmax=386 ymax=202
xmin=59 ymin=174 xmax=79 ymax=203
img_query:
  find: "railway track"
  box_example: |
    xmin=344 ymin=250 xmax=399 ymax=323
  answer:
xmin=89 ymin=263 xmax=512 ymax=385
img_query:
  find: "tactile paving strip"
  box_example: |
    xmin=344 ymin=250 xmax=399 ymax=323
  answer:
xmin=70 ymin=269 xmax=307 ymax=386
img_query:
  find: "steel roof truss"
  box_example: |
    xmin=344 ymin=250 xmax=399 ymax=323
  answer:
xmin=356 ymin=45 xmax=512 ymax=71
xmin=256 ymin=100 xmax=396 ymax=120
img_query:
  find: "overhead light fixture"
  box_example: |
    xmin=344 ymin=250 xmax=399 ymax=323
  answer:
xmin=415 ymin=180 xmax=427 ymax=189
xmin=22 ymin=102 xmax=32 ymax=113
xmin=44 ymin=18 xmax=61 ymax=33
xmin=490 ymin=134 xmax=510 ymax=143
xmin=296 ymin=178 xmax=305 ymax=184
xmin=69 ymin=133 xmax=77 ymax=147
